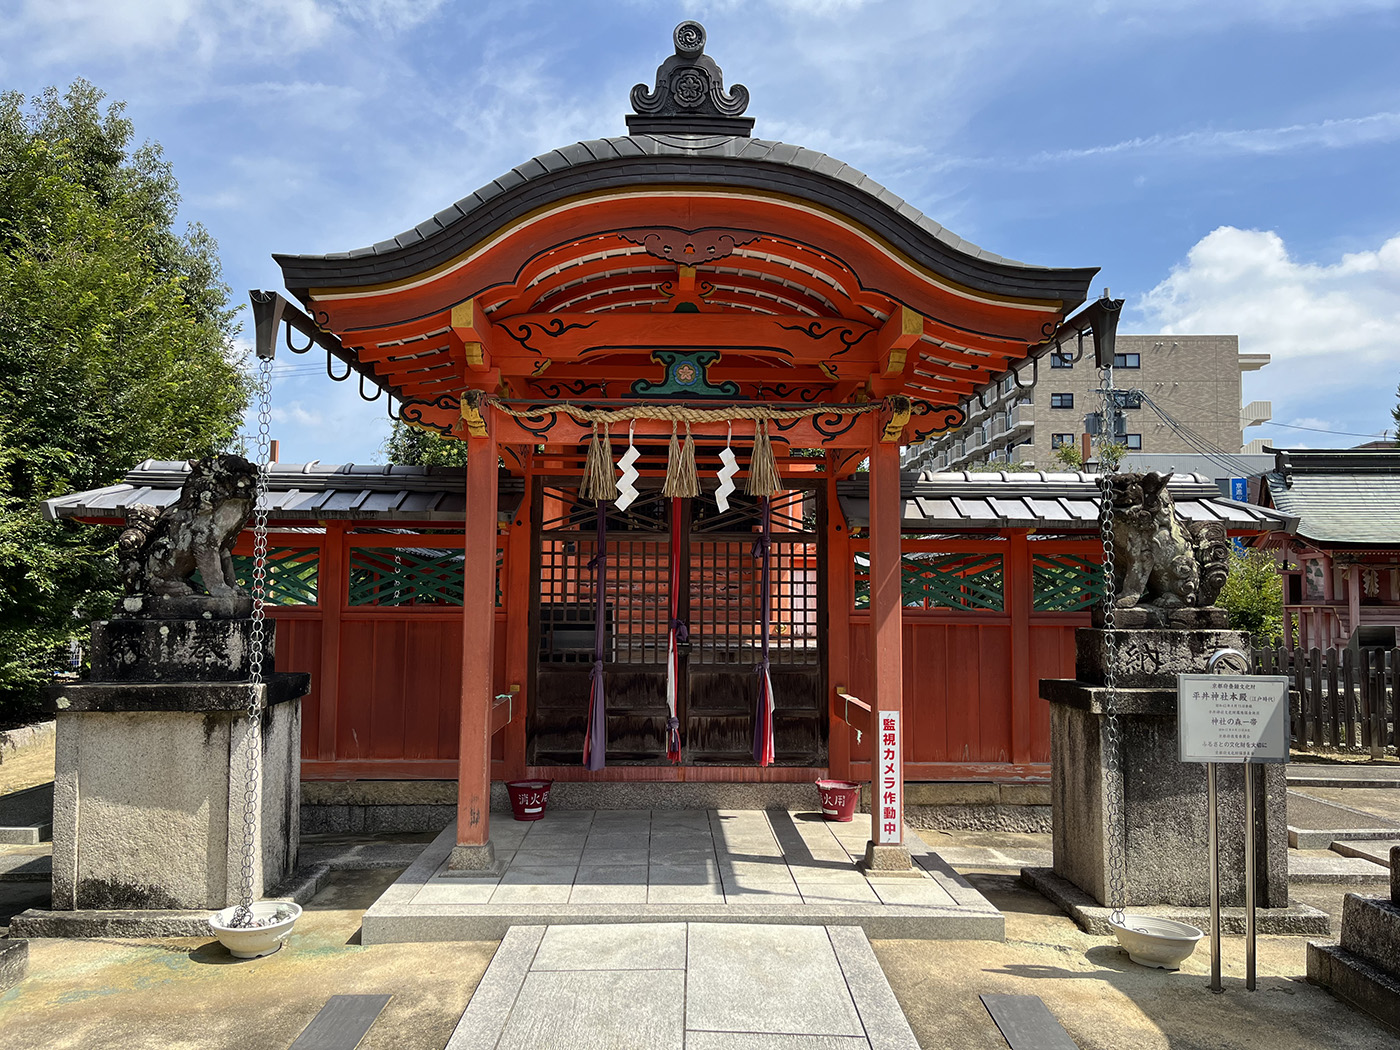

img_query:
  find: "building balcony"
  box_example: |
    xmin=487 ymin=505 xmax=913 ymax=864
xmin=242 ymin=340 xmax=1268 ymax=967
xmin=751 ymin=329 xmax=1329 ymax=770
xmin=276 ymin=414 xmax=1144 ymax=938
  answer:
xmin=1241 ymin=400 xmax=1272 ymax=428
xmin=1009 ymin=403 xmax=1034 ymax=429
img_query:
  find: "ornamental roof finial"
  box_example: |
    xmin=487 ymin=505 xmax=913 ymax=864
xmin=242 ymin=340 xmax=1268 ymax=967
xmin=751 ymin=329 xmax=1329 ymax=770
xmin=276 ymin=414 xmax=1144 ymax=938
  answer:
xmin=627 ymin=21 xmax=755 ymax=137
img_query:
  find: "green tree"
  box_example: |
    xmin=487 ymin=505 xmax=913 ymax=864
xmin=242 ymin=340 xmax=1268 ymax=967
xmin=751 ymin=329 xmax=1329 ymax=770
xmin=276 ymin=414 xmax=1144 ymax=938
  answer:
xmin=967 ymin=460 xmax=1035 ymax=472
xmin=1219 ymin=545 xmax=1285 ymax=645
xmin=1053 ymin=441 xmax=1127 ymax=471
xmin=0 ymin=81 xmax=248 ymax=725
xmin=1392 ymin=379 xmax=1399 ymax=446
xmin=381 ymin=420 xmax=469 ymax=466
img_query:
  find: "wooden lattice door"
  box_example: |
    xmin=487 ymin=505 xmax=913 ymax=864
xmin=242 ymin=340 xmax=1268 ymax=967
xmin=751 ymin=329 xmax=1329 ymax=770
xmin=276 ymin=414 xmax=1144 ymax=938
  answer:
xmin=685 ymin=488 xmax=825 ymax=765
xmin=528 ymin=482 xmax=825 ymax=767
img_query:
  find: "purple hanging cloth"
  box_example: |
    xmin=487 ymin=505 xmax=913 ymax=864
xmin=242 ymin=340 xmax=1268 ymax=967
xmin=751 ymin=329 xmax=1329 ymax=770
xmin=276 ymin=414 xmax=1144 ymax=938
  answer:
xmin=665 ymin=497 xmax=685 ymax=763
xmin=583 ymin=503 xmax=608 ymax=770
xmin=752 ymin=496 xmax=776 ymax=766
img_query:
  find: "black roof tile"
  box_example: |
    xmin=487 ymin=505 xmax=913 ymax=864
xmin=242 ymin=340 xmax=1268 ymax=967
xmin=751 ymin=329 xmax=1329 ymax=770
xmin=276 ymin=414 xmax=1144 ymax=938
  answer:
xmin=272 ymin=134 xmax=1098 ymax=305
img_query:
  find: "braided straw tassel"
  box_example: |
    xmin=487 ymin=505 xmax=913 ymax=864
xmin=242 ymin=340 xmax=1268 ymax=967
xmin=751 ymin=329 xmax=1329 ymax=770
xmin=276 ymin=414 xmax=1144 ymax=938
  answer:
xmin=745 ymin=420 xmax=781 ymax=498
xmin=662 ymin=422 xmax=699 ymax=498
xmin=580 ymin=422 xmax=618 ymax=502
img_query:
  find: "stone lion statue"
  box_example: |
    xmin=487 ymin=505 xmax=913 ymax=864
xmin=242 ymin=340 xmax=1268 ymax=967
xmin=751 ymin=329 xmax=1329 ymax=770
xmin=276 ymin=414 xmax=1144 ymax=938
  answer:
xmin=118 ymin=455 xmax=258 ymax=598
xmin=1107 ymin=472 xmax=1230 ymax=610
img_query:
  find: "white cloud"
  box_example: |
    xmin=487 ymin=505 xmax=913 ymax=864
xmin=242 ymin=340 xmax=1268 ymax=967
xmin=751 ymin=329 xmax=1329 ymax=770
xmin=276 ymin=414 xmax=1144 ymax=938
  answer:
xmin=7 ymin=0 xmax=444 ymax=67
xmin=271 ymin=400 xmax=324 ymax=427
xmin=1136 ymin=226 xmax=1400 ymax=441
xmin=1027 ymin=112 xmax=1400 ymax=166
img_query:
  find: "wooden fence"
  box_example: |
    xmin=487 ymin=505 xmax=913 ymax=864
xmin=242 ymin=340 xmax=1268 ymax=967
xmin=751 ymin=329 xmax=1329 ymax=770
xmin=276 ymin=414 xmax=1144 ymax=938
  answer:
xmin=1254 ymin=646 xmax=1398 ymax=757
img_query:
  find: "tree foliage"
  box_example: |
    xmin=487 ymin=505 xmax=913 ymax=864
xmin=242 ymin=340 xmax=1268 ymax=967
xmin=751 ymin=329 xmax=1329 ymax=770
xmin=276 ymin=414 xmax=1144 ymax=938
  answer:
xmin=1219 ymin=544 xmax=1285 ymax=645
xmin=1052 ymin=441 xmax=1127 ymax=471
xmin=1392 ymin=378 xmax=1399 ymax=446
xmin=0 ymin=81 xmax=248 ymax=725
xmin=380 ymin=421 xmax=469 ymax=466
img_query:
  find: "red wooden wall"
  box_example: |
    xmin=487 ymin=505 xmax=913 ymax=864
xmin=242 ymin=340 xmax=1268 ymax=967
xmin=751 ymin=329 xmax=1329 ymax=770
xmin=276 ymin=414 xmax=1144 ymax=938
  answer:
xmin=249 ymin=526 xmax=1094 ymax=782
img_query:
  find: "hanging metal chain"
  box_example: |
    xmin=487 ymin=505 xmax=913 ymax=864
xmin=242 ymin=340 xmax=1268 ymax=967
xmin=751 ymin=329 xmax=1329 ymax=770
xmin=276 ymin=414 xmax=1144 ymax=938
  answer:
xmin=230 ymin=356 xmax=274 ymax=928
xmin=1096 ymin=363 xmax=1128 ymax=927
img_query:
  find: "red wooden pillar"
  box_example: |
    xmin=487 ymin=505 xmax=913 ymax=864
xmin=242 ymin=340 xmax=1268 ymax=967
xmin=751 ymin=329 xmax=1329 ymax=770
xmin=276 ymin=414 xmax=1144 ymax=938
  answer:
xmin=502 ymin=454 xmax=532 ymax=779
xmin=451 ymin=418 xmax=500 ymax=870
xmin=866 ymin=438 xmax=909 ymax=867
xmin=317 ymin=522 xmax=345 ymax=761
xmin=825 ymin=451 xmax=853 ymax=781
xmin=1007 ymin=531 xmax=1033 ymax=764
xmin=1347 ymin=564 xmax=1361 ymax=645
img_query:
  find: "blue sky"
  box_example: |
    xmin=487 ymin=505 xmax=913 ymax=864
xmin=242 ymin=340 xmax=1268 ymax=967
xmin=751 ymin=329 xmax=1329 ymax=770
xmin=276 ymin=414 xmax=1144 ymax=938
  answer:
xmin=4 ymin=0 xmax=1399 ymax=463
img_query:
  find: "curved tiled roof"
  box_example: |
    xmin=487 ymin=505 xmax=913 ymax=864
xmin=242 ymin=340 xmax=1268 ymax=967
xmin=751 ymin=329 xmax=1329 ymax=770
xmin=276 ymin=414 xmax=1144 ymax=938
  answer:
xmin=44 ymin=462 xmax=1292 ymax=535
xmin=838 ymin=470 xmax=1296 ymax=533
xmin=1264 ymin=448 xmax=1400 ymax=545
xmin=274 ymin=133 xmax=1098 ymax=306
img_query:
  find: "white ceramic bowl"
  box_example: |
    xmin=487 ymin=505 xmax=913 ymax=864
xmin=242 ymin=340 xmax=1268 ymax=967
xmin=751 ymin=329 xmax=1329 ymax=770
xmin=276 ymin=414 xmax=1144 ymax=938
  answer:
xmin=209 ymin=902 xmax=302 ymax=959
xmin=1109 ymin=915 xmax=1203 ymax=970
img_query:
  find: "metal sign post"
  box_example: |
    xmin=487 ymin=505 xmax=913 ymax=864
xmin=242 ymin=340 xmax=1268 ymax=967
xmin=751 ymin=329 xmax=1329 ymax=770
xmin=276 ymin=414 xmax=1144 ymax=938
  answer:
xmin=1179 ymin=649 xmax=1288 ymax=993
xmin=1207 ymin=762 xmax=1221 ymax=992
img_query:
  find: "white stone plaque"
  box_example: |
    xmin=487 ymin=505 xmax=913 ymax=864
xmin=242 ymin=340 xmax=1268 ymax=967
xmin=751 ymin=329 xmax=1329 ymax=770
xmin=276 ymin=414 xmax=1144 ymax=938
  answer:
xmin=877 ymin=710 xmax=902 ymax=844
xmin=1178 ymin=674 xmax=1290 ymax=764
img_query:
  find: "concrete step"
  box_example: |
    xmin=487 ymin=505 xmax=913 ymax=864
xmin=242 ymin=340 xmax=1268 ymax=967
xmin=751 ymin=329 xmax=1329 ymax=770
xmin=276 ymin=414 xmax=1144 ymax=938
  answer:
xmin=1287 ymin=791 xmax=1400 ymax=850
xmin=1289 ymin=850 xmax=1391 ymax=884
xmin=362 ymin=811 xmax=1004 ymax=944
xmin=1330 ymin=840 xmax=1400 ymax=871
xmin=0 ymin=849 xmax=50 ymax=882
xmin=1289 ymin=766 xmax=1400 ymax=789
xmin=0 ymin=783 xmax=53 ymax=845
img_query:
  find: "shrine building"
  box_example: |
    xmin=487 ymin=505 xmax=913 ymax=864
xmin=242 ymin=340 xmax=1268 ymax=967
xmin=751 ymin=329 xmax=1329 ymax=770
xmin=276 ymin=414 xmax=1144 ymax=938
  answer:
xmin=45 ymin=23 xmax=1290 ymax=869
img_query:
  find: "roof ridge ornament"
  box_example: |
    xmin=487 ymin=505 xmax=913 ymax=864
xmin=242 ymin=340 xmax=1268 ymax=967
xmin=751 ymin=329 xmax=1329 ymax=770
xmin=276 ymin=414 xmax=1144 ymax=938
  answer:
xmin=627 ymin=21 xmax=755 ymax=138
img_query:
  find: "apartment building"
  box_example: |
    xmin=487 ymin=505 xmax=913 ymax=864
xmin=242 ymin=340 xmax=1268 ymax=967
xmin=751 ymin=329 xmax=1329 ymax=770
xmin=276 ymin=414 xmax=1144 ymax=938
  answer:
xmin=903 ymin=334 xmax=1271 ymax=472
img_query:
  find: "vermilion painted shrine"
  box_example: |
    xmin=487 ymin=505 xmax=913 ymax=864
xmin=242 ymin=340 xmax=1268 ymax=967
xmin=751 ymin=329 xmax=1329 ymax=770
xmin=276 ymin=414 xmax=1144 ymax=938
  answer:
xmin=47 ymin=23 xmax=1291 ymax=871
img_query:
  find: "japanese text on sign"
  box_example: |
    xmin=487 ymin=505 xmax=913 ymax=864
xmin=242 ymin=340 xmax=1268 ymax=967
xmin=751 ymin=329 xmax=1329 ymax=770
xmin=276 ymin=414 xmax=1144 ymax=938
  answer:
xmin=1177 ymin=674 xmax=1289 ymax=764
xmin=878 ymin=710 xmax=901 ymax=844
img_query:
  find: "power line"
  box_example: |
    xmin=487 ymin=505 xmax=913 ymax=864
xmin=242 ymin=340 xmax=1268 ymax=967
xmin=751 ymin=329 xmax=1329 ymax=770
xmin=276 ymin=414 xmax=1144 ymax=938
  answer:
xmin=1257 ymin=420 xmax=1394 ymax=440
xmin=1134 ymin=393 xmax=1266 ymax=479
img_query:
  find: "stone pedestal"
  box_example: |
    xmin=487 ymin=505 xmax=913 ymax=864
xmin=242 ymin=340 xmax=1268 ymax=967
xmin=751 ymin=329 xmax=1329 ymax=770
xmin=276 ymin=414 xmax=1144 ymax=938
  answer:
xmin=1040 ymin=620 xmax=1289 ymax=910
xmin=47 ymin=608 xmax=309 ymax=912
xmin=1306 ymin=847 xmax=1400 ymax=1031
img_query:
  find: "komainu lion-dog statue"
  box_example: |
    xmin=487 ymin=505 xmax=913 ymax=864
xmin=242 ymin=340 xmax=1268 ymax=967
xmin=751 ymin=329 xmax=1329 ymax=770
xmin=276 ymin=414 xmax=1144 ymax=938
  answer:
xmin=118 ymin=454 xmax=258 ymax=599
xmin=1106 ymin=471 xmax=1230 ymax=613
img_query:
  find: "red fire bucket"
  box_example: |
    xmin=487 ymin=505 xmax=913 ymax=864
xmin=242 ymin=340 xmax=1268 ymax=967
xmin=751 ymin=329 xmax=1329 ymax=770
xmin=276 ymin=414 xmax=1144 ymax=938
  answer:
xmin=506 ymin=779 xmax=553 ymax=821
xmin=816 ymin=779 xmax=860 ymax=822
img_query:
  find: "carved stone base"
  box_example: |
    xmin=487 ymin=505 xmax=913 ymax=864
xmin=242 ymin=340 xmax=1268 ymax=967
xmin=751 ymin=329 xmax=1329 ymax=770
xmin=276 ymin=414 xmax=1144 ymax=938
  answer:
xmin=91 ymin=617 xmax=273 ymax=682
xmin=1075 ymin=628 xmax=1245 ymax=687
xmin=1091 ymin=604 xmax=1228 ymax=630
xmin=117 ymin=594 xmax=254 ymax=621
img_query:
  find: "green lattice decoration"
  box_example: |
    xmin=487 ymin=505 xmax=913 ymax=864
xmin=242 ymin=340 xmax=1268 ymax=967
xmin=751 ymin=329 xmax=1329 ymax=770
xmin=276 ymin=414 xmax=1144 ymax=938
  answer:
xmin=219 ymin=549 xmax=318 ymax=605
xmin=854 ymin=551 xmax=1004 ymax=611
xmin=348 ymin=546 xmax=503 ymax=607
xmin=1033 ymin=553 xmax=1105 ymax=612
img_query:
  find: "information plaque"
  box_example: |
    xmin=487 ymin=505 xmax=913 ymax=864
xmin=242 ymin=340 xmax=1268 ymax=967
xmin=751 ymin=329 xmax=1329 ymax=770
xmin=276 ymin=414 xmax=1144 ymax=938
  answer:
xmin=1178 ymin=674 xmax=1290 ymax=764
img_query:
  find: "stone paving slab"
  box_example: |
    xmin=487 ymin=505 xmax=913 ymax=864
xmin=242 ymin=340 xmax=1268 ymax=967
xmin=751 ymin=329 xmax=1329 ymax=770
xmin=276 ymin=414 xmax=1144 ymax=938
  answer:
xmin=363 ymin=811 xmax=1003 ymax=943
xmin=445 ymin=923 xmax=919 ymax=1050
